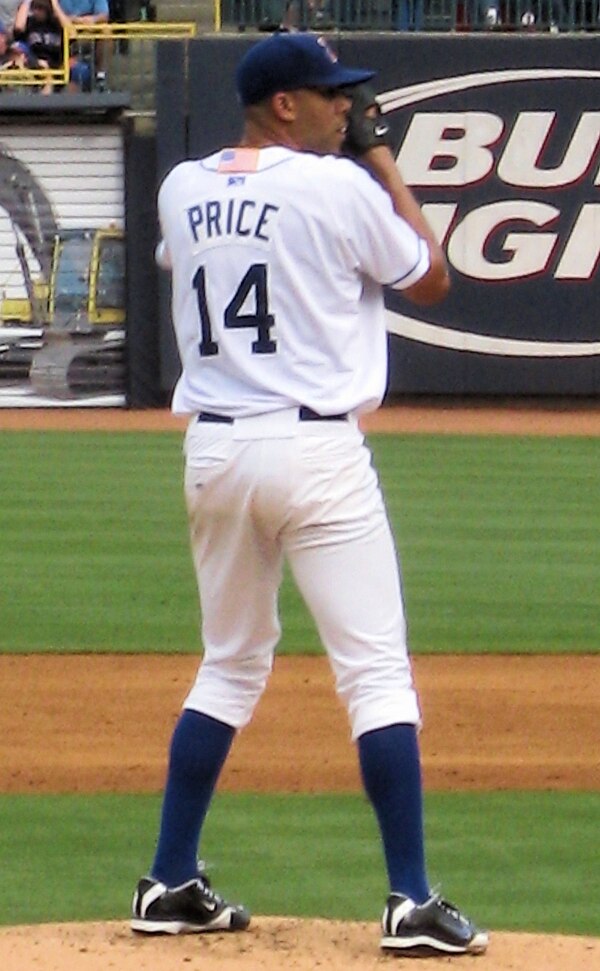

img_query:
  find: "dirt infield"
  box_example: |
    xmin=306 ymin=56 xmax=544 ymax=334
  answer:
xmin=2 ymin=919 xmax=599 ymax=971
xmin=1 ymin=654 xmax=598 ymax=793
xmin=1 ymin=399 xmax=600 ymax=435
xmin=1 ymin=403 xmax=598 ymax=971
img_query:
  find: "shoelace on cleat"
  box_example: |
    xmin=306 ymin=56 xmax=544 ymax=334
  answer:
xmin=196 ymin=874 xmax=224 ymax=907
xmin=435 ymin=897 xmax=470 ymax=927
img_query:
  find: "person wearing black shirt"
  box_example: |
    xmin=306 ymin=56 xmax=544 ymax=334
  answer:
xmin=13 ymin=0 xmax=74 ymax=89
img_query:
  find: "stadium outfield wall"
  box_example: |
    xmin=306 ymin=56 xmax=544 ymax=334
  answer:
xmin=154 ymin=35 xmax=600 ymax=402
xmin=1 ymin=39 xmax=598 ymax=408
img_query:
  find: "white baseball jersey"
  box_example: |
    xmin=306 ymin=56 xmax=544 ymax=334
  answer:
xmin=158 ymin=146 xmax=430 ymax=418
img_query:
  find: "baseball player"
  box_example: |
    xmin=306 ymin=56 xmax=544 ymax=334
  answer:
xmin=131 ymin=32 xmax=489 ymax=957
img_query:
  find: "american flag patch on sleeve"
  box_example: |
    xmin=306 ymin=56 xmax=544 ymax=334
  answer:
xmin=218 ymin=148 xmax=260 ymax=173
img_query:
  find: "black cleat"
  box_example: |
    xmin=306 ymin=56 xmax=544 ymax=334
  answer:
xmin=381 ymin=892 xmax=489 ymax=956
xmin=131 ymin=873 xmax=250 ymax=935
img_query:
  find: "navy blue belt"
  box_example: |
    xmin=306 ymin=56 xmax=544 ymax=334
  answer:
xmin=197 ymin=407 xmax=347 ymax=424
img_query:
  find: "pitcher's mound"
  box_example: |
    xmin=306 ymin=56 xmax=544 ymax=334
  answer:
xmin=0 ymin=918 xmax=597 ymax=971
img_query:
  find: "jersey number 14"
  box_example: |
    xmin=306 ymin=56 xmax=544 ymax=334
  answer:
xmin=193 ymin=263 xmax=276 ymax=357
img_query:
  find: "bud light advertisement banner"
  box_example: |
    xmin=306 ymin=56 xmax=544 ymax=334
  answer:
xmin=160 ymin=35 xmax=600 ymax=396
xmin=347 ymin=35 xmax=600 ymax=395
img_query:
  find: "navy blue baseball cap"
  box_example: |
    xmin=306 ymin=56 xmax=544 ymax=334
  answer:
xmin=236 ymin=33 xmax=376 ymax=106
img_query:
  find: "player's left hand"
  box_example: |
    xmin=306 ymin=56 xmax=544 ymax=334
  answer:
xmin=341 ymin=82 xmax=391 ymax=158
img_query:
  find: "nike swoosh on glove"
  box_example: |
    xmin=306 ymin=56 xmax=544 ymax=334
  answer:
xmin=341 ymin=82 xmax=391 ymax=157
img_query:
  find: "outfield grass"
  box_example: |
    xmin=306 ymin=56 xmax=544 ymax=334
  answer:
xmin=1 ymin=430 xmax=596 ymax=945
xmin=0 ymin=791 xmax=597 ymax=935
xmin=370 ymin=435 xmax=600 ymax=654
xmin=0 ymin=431 xmax=598 ymax=654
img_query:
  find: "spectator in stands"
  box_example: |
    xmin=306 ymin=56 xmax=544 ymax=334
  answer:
xmin=0 ymin=22 xmax=53 ymax=92
xmin=0 ymin=34 xmax=32 ymax=63
xmin=58 ymin=0 xmax=108 ymax=90
xmin=14 ymin=0 xmax=67 ymax=66
xmin=510 ymin=0 xmax=564 ymax=30
xmin=278 ymin=0 xmax=310 ymax=30
xmin=12 ymin=0 xmax=91 ymax=90
xmin=277 ymin=0 xmax=333 ymax=31
xmin=479 ymin=1 xmax=500 ymax=26
xmin=0 ymin=20 xmax=33 ymax=67
xmin=392 ymin=0 xmax=424 ymax=29
xmin=464 ymin=0 xmax=502 ymax=30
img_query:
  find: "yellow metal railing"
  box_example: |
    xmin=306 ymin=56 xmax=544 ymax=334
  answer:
xmin=0 ymin=21 xmax=196 ymax=93
xmin=0 ymin=64 xmax=67 ymax=88
xmin=69 ymin=22 xmax=197 ymax=40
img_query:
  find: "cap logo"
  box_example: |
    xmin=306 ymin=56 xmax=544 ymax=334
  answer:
xmin=316 ymin=36 xmax=338 ymax=64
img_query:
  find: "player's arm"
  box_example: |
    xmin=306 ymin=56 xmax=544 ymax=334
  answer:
xmin=155 ymin=168 xmax=181 ymax=272
xmin=49 ymin=0 xmax=72 ymax=28
xmin=72 ymin=0 xmax=108 ymax=24
xmin=155 ymin=238 xmax=172 ymax=271
xmin=359 ymin=147 xmax=449 ymax=306
xmin=342 ymin=83 xmax=449 ymax=306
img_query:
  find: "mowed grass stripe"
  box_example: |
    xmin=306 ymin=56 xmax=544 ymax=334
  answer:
xmin=1 ymin=431 xmax=598 ymax=654
xmin=0 ymin=790 xmax=598 ymax=935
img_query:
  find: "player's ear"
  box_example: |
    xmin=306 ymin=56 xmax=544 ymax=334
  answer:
xmin=271 ymin=91 xmax=297 ymax=122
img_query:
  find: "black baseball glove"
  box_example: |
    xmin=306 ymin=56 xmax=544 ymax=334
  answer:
xmin=341 ymin=82 xmax=391 ymax=157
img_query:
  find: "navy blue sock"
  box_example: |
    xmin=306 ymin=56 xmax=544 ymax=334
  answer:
xmin=151 ymin=709 xmax=235 ymax=887
xmin=358 ymin=723 xmax=430 ymax=903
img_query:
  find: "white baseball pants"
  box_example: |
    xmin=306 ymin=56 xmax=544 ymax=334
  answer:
xmin=182 ymin=410 xmax=420 ymax=741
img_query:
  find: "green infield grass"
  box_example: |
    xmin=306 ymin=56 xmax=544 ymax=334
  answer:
xmin=0 ymin=790 xmax=597 ymax=935
xmin=1 ymin=430 xmax=598 ymax=654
